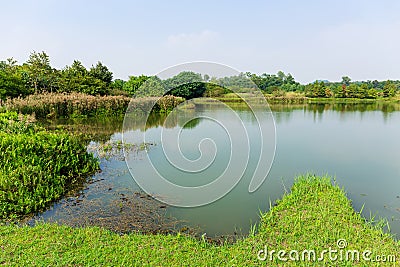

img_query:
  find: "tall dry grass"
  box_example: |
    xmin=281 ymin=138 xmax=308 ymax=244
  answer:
xmin=4 ymin=93 xmax=184 ymax=118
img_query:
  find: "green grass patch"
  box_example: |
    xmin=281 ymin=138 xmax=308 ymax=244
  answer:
xmin=0 ymin=175 xmax=398 ymax=266
xmin=0 ymin=111 xmax=99 ymax=219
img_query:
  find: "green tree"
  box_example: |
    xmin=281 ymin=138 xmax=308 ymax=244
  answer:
xmin=372 ymin=80 xmax=379 ymax=89
xmin=277 ymin=70 xmax=286 ymax=82
xmin=25 ymin=51 xmax=55 ymax=92
xmin=89 ymin=62 xmax=113 ymax=85
xmin=383 ymin=81 xmax=397 ymax=97
xmin=346 ymin=84 xmax=359 ymax=98
xmin=358 ymin=84 xmax=369 ymax=99
xmin=284 ymin=73 xmax=295 ymax=84
xmin=334 ymin=85 xmax=346 ymax=98
xmin=0 ymin=58 xmax=28 ymax=99
xmin=134 ymin=76 xmax=164 ymax=97
xmin=164 ymin=71 xmax=205 ymax=99
xmin=59 ymin=60 xmax=108 ymax=95
xmin=305 ymin=81 xmax=326 ymax=97
xmin=0 ymin=70 xmax=26 ymax=99
xmin=341 ymin=76 xmax=351 ymax=86
xmin=111 ymin=79 xmax=125 ymax=90
xmin=366 ymin=88 xmax=378 ymax=99
xmin=123 ymin=75 xmax=149 ymax=96
xmin=247 ymin=71 xmax=301 ymax=92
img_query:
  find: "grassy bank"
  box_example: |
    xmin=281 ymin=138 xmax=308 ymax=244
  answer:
xmin=0 ymin=175 xmax=398 ymax=266
xmin=214 ymin=91 xmax=400 ymax=105
xmin=0 ymin=111 xmax=99 ymax=219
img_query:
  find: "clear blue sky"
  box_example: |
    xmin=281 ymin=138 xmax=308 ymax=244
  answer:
xmin=1 ymin=0 xmax=399 ymax=83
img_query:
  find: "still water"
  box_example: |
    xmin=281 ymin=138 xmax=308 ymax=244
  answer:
xmin=36 ymin=103 xmax=400 ymax=239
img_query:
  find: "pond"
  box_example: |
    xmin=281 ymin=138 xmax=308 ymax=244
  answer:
xmin=33 ymin=102 xmax=400 ymax=239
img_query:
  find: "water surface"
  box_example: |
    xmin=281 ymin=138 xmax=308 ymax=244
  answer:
xmin=36 ymin=102 xmax=400 ymax=239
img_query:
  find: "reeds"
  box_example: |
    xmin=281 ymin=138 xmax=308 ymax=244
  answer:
xmin=154 ymin=95 xmax=185 ymax=113
xmin=4 ymin=92 xmax=131 ymax=118
xmin=4 ymin=93 xmax=185 ymax=118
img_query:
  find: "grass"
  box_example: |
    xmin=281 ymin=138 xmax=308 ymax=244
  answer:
xmin=213 ymin=91 xmax=400 ymax=105
xmin=0 ymin=175 xmax=398 ymax=266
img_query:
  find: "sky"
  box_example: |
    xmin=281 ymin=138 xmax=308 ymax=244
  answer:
xmin=1 ymin=0 xmax=400 ymax=83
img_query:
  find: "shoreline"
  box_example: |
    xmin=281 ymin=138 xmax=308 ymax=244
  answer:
xmin=1 ymin=175 xmax=398 ymax=266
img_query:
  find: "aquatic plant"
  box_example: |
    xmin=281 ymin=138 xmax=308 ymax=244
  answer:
xmin=0 ymin=112 xmax=99 ymax=218
xmin=4 ymin=93 xmax=185 ymax=118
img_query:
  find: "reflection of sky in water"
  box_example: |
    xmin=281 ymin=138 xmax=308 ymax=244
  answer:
xmin=123 ymin=106 xmax=275 ymax=209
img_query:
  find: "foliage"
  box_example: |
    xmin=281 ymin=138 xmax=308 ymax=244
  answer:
xmin=59 ymin=60 xmax=110 ymax=95
xmin=0 ymin=70 xmax=27 ymax=100
xmin=134 ymin=76 xmax=165 ymax=97
xmin=111 ymin=78 xmax=125 ymax=90
xmin=247 ymin=71 xmax=304 ymax=93
xmin=383 ymin=80 xmax=397 ymax=98
xmin=0 ymin=175 xmax=398 ymax=265
xmin=0 ymin=58 xmax=30 ymax=99
xmin=0 ymin=111 xmax=37 ymax=134
xmin=341 ymin=76 xmax=351 ymax=86
xmin=314 ymin=76 xmax=399 ymax=99
xmin=169 ymin=81 xmax=207 ymax=99
xmin=304 ymin=79 xmax=397 ymax=99
xmin=203 ymin=83 xmax=230 ymax=97
xmin=0 ymin=113 xmax=99 ymax=218
xmin=164 ymin=71 xmax=206 ymax=99
xmin=24 ymin=51 xmax=56 ymax=93
xmin=0 ymin=52 xmax=112 ymax=97
xmin=88 ymin=61 xmax=113 ymax=85
xmin=305 ymin=81 xmax=327 ymax=97
xmin=122 ymin=75 xmax=149 ymax=96
xmin=217 ymin=73 xmax=256 ymax=90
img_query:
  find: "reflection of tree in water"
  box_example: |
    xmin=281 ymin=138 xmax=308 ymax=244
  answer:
xmin=144 ymin=109 xmax=200 ymax=130
xmin=308 ymin=102 xmax=400 ymax=113
xmin=305 ymin=102 xmax=400 ymax=121
xmin=41 ymin=102 xmax=400 ymax=139
xmin=181 ymin=118 xmax=201 ymax=129
xmin=39 ymin=116 xmax=125 ymax=142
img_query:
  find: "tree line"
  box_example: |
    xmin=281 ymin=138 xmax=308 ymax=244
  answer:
xmin=0 ymin=52 xmax=113 ymax=99
xmin=304 ymin=76 xmax=398 ymax=99
xmin=1 ymin=51 xmax=399 ymax=100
